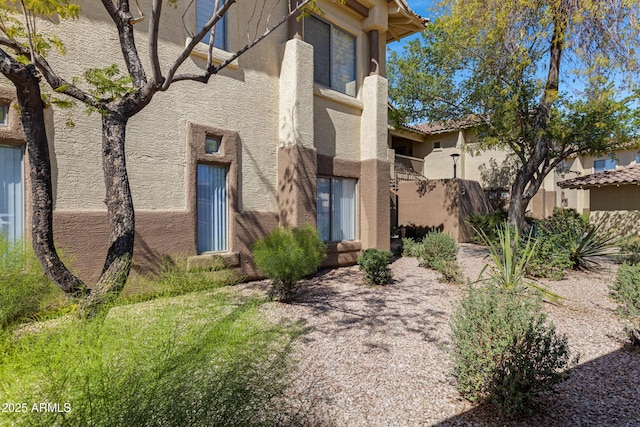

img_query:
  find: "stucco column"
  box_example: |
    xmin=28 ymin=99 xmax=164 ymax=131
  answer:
xmin=278 ymin=38 xmax=317 ymax=228
xmin=360 ymin=74 xmax=388 ymax=161
xmin=359 ymin=74 xmax=390 ymax=250
xmin=279 ymin=38 xmax=314 ymax=148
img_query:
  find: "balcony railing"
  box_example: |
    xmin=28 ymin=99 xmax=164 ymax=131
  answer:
xmin=395 ymin=154 xmax=425 ymax=174
xmin=388 ymin=150 xmax=428 ymax=195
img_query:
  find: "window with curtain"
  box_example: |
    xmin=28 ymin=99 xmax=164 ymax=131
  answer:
xmin=197 ymin=164 xmax=228 ymax=253
xmin=196 ymin=0 xmax=226 ymax=50
xmin=594 ymin=157 xmax=616 ymax=173
xmin=305 ymin=16 xmax=356 ymax=96
xmin=317 ymin=177 xmax=357 ymax=242
xmin=0 ymin=145 xmax=23 ymax=243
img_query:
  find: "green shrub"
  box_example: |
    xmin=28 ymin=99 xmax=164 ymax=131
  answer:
xmin=401 ymin=237 xmax=421 ymax=257
xmin=410 ymin=232 xmax=463 ymax=283
xmin=450 ymin=285 xmax=576 ymax=414
xmin=525 ymin=238 xmax=572 ymax=280
xmin=610 ymin=262 xmax=640 ymax=345
xmin=0 ymin=291 xmax=300 ymax=427
xmin=567 ymin=222 xmax=617 ymax=270
xmin=357 ymin=248 xmax=394 ymax=285
xmin=418 ymin=232 xmax=458 ymax=268
xmin=618 ymin=235 xmax=640 ymax=265
xmin=252 ymin=225 xmax=326 ymax=301
xmin=465 ymin=209 xmax=508 ymax=244
xmin=432 ymin=258 xmax=463 ymax=284
xmin=0 ymin=237 xmax=62 ymax=328
xmin=526 ymin=208 xmax=588 ymax=279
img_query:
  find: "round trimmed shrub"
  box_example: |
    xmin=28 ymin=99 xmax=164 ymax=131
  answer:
xmin=357 ymin=248 xmax=393 ymax=285
xmin=252 ymin=225 xmax=326 ymax=301
xmin=418 ymin=232 xmax=458 ymax=268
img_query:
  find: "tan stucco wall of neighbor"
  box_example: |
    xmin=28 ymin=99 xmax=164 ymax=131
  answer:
xmin=2 ymin=0 xmax=398 ymax=280
xmin=397 ymin=179 xmax=492 ymax=242
xmin=588 ymin=186 xmax=640 ymax=238
xmin=529 ymin=190 xmax=557 ymax=219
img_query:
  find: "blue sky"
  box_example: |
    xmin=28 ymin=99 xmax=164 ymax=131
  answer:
xmin=387 ymin=0 xmax=438 ymax=56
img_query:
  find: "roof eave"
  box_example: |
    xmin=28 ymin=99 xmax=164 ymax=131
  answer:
xmin=386 ymin=0 xmax=428 ymax=43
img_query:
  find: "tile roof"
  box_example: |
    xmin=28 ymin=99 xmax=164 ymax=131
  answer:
xmin=558 ymin=164 xmax=640 ymax=189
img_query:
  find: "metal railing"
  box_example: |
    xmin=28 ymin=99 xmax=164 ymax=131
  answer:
xmin=390 ymin=154 xmax=428 ymax=194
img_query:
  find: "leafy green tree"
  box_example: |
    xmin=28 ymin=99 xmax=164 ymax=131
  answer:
xmin=389 ymin=0 xmax=640 ymax=230
xmin=0 ymin=0 xmax=321 ymax=312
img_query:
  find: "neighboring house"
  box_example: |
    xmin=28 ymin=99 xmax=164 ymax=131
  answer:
xmin=0 ymin=0 xmax=426 ymax=281
xmin=556 ymin=151 xmax=640 ymax=214
xmin=388 ymin=118 xmax=640 ymax=219
xmin=389 ymin=118 xmax=556 ymax=219
xmin=559 ymin=164 xmax=640 ymax=236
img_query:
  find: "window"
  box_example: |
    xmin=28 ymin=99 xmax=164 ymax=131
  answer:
xmin=0 ymin=104 xmax=7 ymax=126
xmin=197 ymin=164 xmax=227 ymax=252
xmin=317 ymin=177 xmax=357 ymax=241
xmin=0 ymin=145 xmax=23 ymax=243
xmin=594 ymin=157 xmax=616 ymax=173
xmin=205 ymin=136 xmax=221 ymax=154
xmin=196 ymin=0 xmax=226 ymax=50
xmin=433 ymin=141 xmax=441 ymax=149
xmin=305 ymin=16 xmax=356 ymax=96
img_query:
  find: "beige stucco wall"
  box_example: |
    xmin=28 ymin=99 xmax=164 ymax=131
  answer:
xmin=397 ymin=179 xmax=492 ymax=242
xmin=589 ymin=186 xmax=640 ymax=237
xmin=420 ymin=130 xmax=512 ymax=185
xmin=9 ymin=0 xmax=391 ymax=213
xmin=14 ymin=0 xmax=290 ymax=213
xmin=314 ymin=94 xmax=362 ymax=159
xmin=555 ymin=151 xmax=640 ymax=215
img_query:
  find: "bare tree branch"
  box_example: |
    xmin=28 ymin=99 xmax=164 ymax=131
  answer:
xmin=174 ymin=0 xmax=311 ymax=83
xmin=0 ymin=36 xmax=99 ymax=108
xmin=208 ymin=0 xmax=311 ymax=73
xmin=149 ymin=0 xmax=163 ymax=86
xmin=161 ymin=0 xmax=236 ymax=90
xmin=19 ymin=0 xmax=35 ymax=62
xmin=101 ymin=0 xmax=148 ymax=88
xmin=207 ymin=0 xmax=222 ymax=68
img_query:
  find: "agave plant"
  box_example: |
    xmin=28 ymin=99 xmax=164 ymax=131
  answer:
xmin=476 ymin=224 xmax=563 ymax=304
xmin=569 ymin=221 xmax=617 ymax=270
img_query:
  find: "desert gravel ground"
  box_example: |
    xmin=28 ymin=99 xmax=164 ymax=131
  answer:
xmin=241 ymin=244 xmax=640 ymax=426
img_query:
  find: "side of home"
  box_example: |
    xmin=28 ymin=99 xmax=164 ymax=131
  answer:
xmin=0 ymin=0 xmax=425 ymax=281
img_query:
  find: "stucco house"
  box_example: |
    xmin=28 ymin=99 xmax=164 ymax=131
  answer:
xmin=0 ymin=0 xmax=426 ymax=281
xmin=388 ymin=118 xmax=640 ymax=221
xmin=559 ymin=164 xmax=640 ymax=237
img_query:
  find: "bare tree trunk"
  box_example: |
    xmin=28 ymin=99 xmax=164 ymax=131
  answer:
xmin=0 ymin=53 xmax=86 ymax=295
xmin=507 ymin=0 xmax=567 ymax=232
xmin=84 ymin=111 xmax=135 ymax=310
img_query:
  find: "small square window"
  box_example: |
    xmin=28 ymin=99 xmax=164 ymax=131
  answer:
xmin=0 ymin=104 xmax=8 ymax=126
xmin=205 ymin=136 xmax=221 ymax=154
xmin=433 ymin=141 xmax=441 ymax=149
